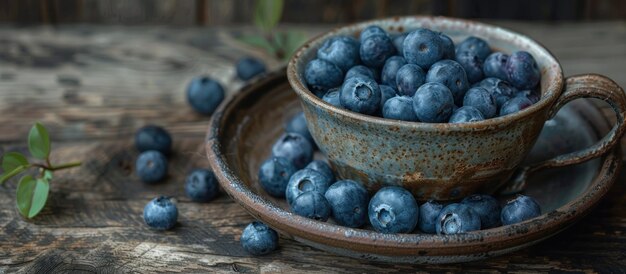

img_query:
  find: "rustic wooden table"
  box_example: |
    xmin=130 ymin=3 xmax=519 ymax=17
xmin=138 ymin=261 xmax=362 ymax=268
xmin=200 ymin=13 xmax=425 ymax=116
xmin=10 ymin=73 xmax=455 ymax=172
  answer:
xmin=1 ymin=22 xmax=625 ymax=273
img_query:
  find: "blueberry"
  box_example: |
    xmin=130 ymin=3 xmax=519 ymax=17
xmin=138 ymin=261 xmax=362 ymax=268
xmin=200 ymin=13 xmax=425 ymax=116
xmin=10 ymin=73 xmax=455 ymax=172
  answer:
xmin=425 ymin=60 xmax=469 ymax=103
xmin=272 ymin=133 xmax=313 ymax=169
xmin=383 ymin=96 xmax=418 ymax=121
xmin=483 ymin=52 xmax=509 ymax=80
xmin=340 ymin=76 xmax=381 ymax=115
xmin=379 ymin=84 xmax=397 ymax=111
xmin=135 ymin=125 xmax=172 ymax=155
xmin=317 ymin=36 xmax=360 ymax=72
xmin=436 ymin=203 xmax=481 ymax=235
xmin=381 ymin=56 xmax=407 ymax=89
xmin=345 ymin=65 xmax=376 ymax=80
xmin=285 ymin=169 xmax=331 ymax=206
xmin=291 ymin=191 xmax=332 ymax=221
xmin=403 ymin=28 xmax=444 ymax=69
xmin=360 ymin=25 xmax=387 ymax=42
xmin=322 ymin=88 xmax=342 ymax=108
xmin=501 ymin=195 xmax=541 ymax=225
xmin=360 ymin=34 xmax=396 ymax=68
xmin=185 ymin=169 xmax=219 ymax=202
xmin=449 ymin=106 xmax=485 ymax=123
xmin=136 ymin=150 xmax=168 ymax=183
xmin=236 ymin=56 xmax=266 ymax=81
xmin=395 ymin=64 xmax=426 ymax=97
xmin=515 ymin=89 xmax=540 ymax=104
xmin=418 ymin=200 xmax=444 ymax=233
xmin=506 ymin=51 xmax=541 ymax=90
xmin=258 ymin=157 xmax=297 ymax=198
xmin=476 ymin=77 xmax=517 ymax=108
xmin=500 ymin=96 xmax=533 ymax=116
xmin=392 ymin=33 xmax=407 ymax=55
xmin=461 ymin=194 xmax=501 ymax=228
xmin=143 ymin=196 xmax=178 ymax=230
xmin=325 ymin=180 xmax=369 ymax=227
xmin=305 ymin=160 xmax=334 ymax=182
xmin=455 ymin=51 xmax=483 ymax=84
xmin=412 ymin=82 xmax=455 ymax=123
xmin=439 ymin=33 xmax=455 ymax=59
xmin=368 ymin=186 xmax=419 ymax=233
xmin=186 ymin=76 xmax=225 ymax=115
xmin=285 ymin=112 xmax=314 ymax=146
xmin=304 ymin=59 xmax=344 ymax=96
xmin=456 ymin=36 xmax=491 ymax=61
xmin=240 ymin=222 xmax=279 ymax=256
xmin=463 ymin=87 xmax=497 ymax=118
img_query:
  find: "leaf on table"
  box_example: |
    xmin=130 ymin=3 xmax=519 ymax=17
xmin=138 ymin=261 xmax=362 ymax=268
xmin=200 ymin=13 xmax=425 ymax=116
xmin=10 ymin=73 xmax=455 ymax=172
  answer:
xmin=284 ymin=31 xmax=307 ymax=59
xmin=237 ymin=35 xmax=276 ymax=55
xmin=16 ymin=175 xmax=50 ymax=218
xmin=43 ymin=170 xmax=53 ymax=181
xmin=0 ymin=165 xmax=27 ymax=185
xmin=254 ymin=0 xmax=284 ymax=32
xmin=28 ymin=122 xmax=51 ymax=160
xmin=2 ymin=152 xmax=29 ymax=172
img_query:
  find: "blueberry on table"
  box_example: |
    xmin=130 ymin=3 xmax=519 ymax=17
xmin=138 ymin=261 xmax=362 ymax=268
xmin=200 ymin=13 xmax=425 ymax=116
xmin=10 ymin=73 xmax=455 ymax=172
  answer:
xmin=483 ymin=52 xmax=509 ymax=80
xmin=345 ymin=65 xmax=376 ymax=81
xmin=403 ymin=28 xmax=445 ymax=69
xmin=392 ymin=33 xmax=408 ymax=55
xmin=506 ymin=51 xmax=541 ymax=90
xmin=185 ymin=169 xmax=219 ymax=202
xmin=461 ymin=194 xmax=501 ymax=228
xmin=304 ymin=59 xmax=344 ymax=97
xmin=340 ymin=76 xmax=382 ymax=115
xmin=136 ymin=150 xmax=168 ymax=183
xmin=455 ymin=51 xmax=484 ymax=84
xmin=463 ymin=87 xmax=498 ymax=118
xmin=285 ymin=169 xmax=331 ymax=206
xmin=360 ymin=34 xmax=396 ymax=68
xmin=425 ymin=60 xmax=470 ymax=103
xmin=379 ymin=84 xmax=397 ymax=111
xmin=499 ymin=96 xmax=533 ymax=116
xmin=381 ymin=56 xmax=407 ymax=89
xmin=438 ymin=33 xmax=455 ymax=60
xmin=368 ymin=186 xmax=419 ymax=234
xmin=412 ymin=82 xmax=455 ymax=123
xmin=475 ymin=77 xmax=517 ymax=108
xmin=272 ymin=133 xmax=314 ymax=169
xmin=360 ymin=25 xmax=387 ymax=42
xmin=317 ymin=36 xmax=361 ymax=72
xmin=418 ymin=200 xmax=444 ymax=234
xmin=186 ymin=76 xmax=225 ymax=115
xmin=240 ymin=222 xmax=279 ymax=256
xmin=258 ymin=157 xmax=297 ymax=198
xmin=456 ymin=36 xmax=492 ymax=61
xmin=322 ymin=88 xmax=342 ymax=108
xmin=515 ymin=89 xmax=541 ymax=104
xmin=285 ymin=112 xmax=314 ymax=146
xmin=395 ymin=64 xmax=426 ymax=97
xmin=501 ymin=195 xmax=542 ymax=225
xmin=325 ymin=180 xmax=369 ymax=227
xmin=449 ymin=106 xmax=485 ymax=123
xmin=135 ymin=125 xmax=172 ymax=155
xmin=143 ymin=196 xmax=178 ymax=230
xmin=383 ymin=96 xmax=419 ymax=122
xmin=291 ymin=191 xmax=332 ymax=221
xmin=235 ymin=56 xmax=266 ymax=81
xmin=436 ymin=203 xmax=481 ymax=235
xmin=305 ymin=160 xmax=334 ymax=182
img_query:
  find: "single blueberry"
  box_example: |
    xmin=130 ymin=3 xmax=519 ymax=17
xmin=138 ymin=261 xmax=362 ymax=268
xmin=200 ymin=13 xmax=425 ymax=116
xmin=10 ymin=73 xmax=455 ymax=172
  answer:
xmin=483 ymin=52 xmax=509 ymax=80
xmin=506 ymin=51 xmax=541 ymax=90
xmin=360 ymin=34 xmax=396 ymax=68
xmin=379 ymin=84 xmax=397 ymax=111
xmin=383 ymin=96 xmax=418 ymax=121
xmin=461 ymin=194 xmax=501 ymax=228
xmin=304 ymin=59 xmax=344 ymax=96
xmin=463 ymin=87 xmax=497 ymax=118
xmin=271 ymin=133 xmax=314 ymax=169
xmin=439 ymin=33 xmax=455 ymax=59
xmin=345 ymin=65 xmax=376 ymax=80
xmin=305 ymin=160 xmax=334 ymax=182
xmin=368 ymin=186 xmax=418 ymax=233
xmin=412 ymin=82 xmax=455 ymax=123
xmin=317 ymin=36 xmax=361 ymax=72
xmin=236 ymin=56 xmax=266 ymax=81
xmin=143 ymin=196 xmax=178 ymax=230
xmin=418 ymin=200 xmax=444 ymax=233
xmin=455 ymin=51 xmax=484 ymax=84
xmin=136 ymin=150 xmax=168 ymax=183
xmin=135 ymin=125 xmax=172 ymax=155
xmin=285 ymin=168 xmax=331 ymax=206
xmin=185 ymin=169 xmax=219 ymax=202
xmin=285 ymin=112 xmax=314 ymax=146
xmin=291 ymin=191 xmax=332 ymax=221
xmin=360 ymin=25 xmax=387 ymax=42
xmin=258 ymin=157 xmax=297 ymax=198
xmin=500 ymin=96 xmax=533 ymax=116
xmin=425 ymin=60 xmax=470 ymax=103
xmin=476 ymin=77 xmax=517 ymax=108
xmin=456 ymin=36 xmax=491 ymax=61
xmin=392 ymin=33 xmax=408 ymax=55
xmin=395 ymin=64 xmax=426 ymax=97
xmin=403 ymin=28 xmax=444 ymax=69
xmin=449 ymin=106 xmax=485 ymax=123
xmin=381 ymin=56 xmax=407 ymax=89
xmin=240 ymin=222 xmax=279 ymax=256
xmin=435 ymin=203 xmax=481 ymax=235
xmin=501 ymin=195 xmax=541 ymax=225
xmin=186 ymin=76 xmax=225 ymax=115
xmin=515 ymin=89 xmax=541 ymax=104
xmin=322 ymin=88 xmax=342 ymax=108
xmin=325 ymin=180 xmax=369 ymax=227
xmin=340 ymin=76 xmax=381 ymax=115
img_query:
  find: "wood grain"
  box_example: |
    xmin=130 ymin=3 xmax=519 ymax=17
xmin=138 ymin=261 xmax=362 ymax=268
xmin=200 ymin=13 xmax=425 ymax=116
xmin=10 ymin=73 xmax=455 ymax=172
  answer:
xmin=0 ymin=22 xmax=625 ymax=273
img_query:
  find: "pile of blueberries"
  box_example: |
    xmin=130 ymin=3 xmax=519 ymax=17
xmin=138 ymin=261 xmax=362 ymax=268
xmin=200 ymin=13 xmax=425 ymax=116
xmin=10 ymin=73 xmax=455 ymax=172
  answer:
xmin=307 ymin=26 xmax=541 ymax=123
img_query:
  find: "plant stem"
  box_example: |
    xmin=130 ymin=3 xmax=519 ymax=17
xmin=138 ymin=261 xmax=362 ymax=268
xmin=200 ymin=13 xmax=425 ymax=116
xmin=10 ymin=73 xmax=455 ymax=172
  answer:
xmin=31 ymin=161 xmax=82 ymax=171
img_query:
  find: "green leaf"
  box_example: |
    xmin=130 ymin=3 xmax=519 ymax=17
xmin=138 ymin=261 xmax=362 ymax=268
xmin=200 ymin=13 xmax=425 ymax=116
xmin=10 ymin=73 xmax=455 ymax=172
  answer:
xmin=0 ymin=165 xmax=27 ymax=184
xmin=237 ymin=35 xmax=277 ymax=55
xmin=283 ymin=31 xmax=307 ymax=59
xmin=16 ymin=175 xmax=49 ymax=218
xmin=2 ymin=152 xmax=28 ymax=172
xmin=43 ymin=170 xmax=53 ymax=181
xmin=254 ymin=0 xmax=284 ymax=32
xmin=28 ymin=122 xmax=51 ymax=160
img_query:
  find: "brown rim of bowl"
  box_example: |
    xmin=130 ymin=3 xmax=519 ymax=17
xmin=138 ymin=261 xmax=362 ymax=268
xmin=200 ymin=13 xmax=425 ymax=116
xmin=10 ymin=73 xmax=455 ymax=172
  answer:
xmin=287 ymin=16 xmax=565 ymax=132
xmin=206 ymin=69 xmax=620 ymax=256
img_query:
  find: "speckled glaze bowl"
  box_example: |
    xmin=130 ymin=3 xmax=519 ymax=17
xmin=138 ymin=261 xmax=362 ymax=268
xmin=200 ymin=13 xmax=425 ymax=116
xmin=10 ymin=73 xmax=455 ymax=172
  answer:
xmin=287 ymin=16 xmax=626 ymax=200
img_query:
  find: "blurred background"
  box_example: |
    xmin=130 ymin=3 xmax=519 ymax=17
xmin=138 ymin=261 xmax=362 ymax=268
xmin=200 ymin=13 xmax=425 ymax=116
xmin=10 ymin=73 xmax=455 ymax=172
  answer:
xmin=1 ymin=0 xmax=625 ymax=25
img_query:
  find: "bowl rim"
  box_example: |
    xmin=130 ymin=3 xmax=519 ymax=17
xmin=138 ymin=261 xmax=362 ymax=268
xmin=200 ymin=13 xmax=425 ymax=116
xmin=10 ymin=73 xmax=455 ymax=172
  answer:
xmin=287 ymin=16 xmax=565 ymax=131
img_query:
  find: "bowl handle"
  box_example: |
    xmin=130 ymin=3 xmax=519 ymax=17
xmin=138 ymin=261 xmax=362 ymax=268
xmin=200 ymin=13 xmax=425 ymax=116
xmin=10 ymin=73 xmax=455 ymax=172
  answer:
xmin=501 ymin=74 xmax=626 ymax=195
